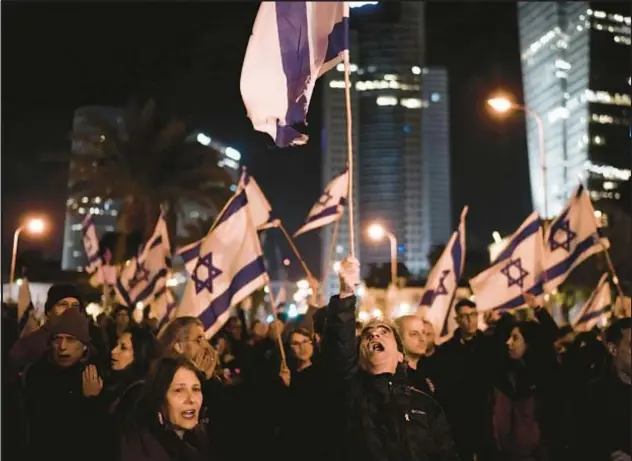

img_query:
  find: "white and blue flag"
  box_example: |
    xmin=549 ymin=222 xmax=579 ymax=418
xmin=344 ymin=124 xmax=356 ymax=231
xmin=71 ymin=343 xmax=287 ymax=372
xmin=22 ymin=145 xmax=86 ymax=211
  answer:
xmin=543 ymin=184 xmax=609 ymax=292
xmin=470 ymin=212 xmax=546 ymax=311
xmin=115 ymin=215 xmax=171 ymax=308
xmin=294 ymin=167 xmax=349 ymax=237
xmin=82 ymin=213 xmax=102 ymax=274
xmin=153 ymin=285 xmax=178 ymax=332
xmin=17 ymin=278 xmax=35 ymax=335
xmin=240 ymin=2 xmax=349 ymax=147
xmin=177 ymin=189 xmax=268 ymax=338
xmin=238 ymin=170 xmax=280 ymax=230
xmin=419 ymin=207 xmax=468 ymax=341
xmin=572 ymin=273 xmax=612 ymax=332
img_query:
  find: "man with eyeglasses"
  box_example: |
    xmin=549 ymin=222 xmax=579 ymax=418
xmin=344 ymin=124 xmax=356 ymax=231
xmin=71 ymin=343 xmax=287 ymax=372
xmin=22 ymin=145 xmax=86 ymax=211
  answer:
xmin=8 ymin=284 xmax=109 ymax=374
xmin=432 ymin=299 xmax=498 ymax=461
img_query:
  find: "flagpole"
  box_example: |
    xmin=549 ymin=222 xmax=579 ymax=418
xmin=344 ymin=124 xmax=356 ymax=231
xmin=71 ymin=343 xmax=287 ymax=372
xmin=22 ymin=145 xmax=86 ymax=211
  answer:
xmin=266 ymin=279 xmax=288 ymax=369
xmin=343 ymin=49 xmax=356 ymax=258
xmin=277 ymin=222 xmax=314 ymax=280
xmin=322 ymin=219 xmax=340 ymax=305
xmin=601 ymin=244 xmax=625 ymax=300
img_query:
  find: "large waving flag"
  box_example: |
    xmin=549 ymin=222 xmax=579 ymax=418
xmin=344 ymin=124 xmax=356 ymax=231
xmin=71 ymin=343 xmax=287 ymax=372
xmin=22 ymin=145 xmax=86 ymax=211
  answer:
xmin=238 ymin=170 xmax=280 ymax=230
xmin=543 ymin=184 xmax=609 ymax=292
xmin=419 ymin=207 xmax=468 ymax=341
xmin=240 ymin=2 xmax=349 ymax=147
xmin=572 ymin=273 xmax=612 ymax=332
xmin=470 ymin=212 xmax=545 ymax=311
xmin=294 ymin=167 xmax=349 ymax=237
xmin=82 ymin=213 xmax=102 ymax=274
xmin=115 ymin=215 xmax=171 ymax=308
xmin=177 ymin=189 xmax=268 ymax=338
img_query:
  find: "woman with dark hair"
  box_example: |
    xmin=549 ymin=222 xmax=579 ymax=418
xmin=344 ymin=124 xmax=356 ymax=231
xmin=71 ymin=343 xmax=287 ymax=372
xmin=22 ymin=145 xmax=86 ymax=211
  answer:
xmin=104 ymin=325 xmax=158 ymax=423
xmin=488 ymin=320 xmax=563 ymax=461
xmin=277 ymin=327 xmax=327 ymax=461
xmin=119 ymin=356 xmax=214 ymax=461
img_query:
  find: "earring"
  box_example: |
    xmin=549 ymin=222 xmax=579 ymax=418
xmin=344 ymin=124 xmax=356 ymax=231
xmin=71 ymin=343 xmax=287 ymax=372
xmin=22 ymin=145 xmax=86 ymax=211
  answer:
xmin=157 ymin=412 xmax=164 ymax=426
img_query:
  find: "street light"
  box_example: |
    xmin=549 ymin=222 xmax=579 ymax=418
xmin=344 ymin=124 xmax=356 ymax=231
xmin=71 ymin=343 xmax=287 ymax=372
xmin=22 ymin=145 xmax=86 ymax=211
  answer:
xmin=10 ymin=217 xmax=46 ymax=300
xmin=367 ymin=223 xmax=397 ymax=287
xmin=487 ymin=94 xmax=549 ymax=219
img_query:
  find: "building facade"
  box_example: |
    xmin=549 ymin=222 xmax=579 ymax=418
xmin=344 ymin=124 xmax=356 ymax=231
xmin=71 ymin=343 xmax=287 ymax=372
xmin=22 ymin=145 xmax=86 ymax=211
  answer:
xmin=321 ymin=3 xmax=453 ymax=297
xmin=518 ymin=2 xmax=631 ymax=221
xmin=62 ymin=107 xmax=241 ymax=271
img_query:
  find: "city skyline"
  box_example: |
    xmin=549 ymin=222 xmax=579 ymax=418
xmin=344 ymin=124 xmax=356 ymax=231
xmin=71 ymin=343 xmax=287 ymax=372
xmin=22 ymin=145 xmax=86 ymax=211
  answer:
xmin=4 ymin=2 xmax=567 ymax=281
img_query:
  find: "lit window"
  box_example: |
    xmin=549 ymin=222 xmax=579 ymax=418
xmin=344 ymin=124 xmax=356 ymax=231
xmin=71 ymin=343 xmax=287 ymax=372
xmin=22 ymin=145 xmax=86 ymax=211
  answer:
xmin=81 ymin=197 xmax=89 ymax=204
xmin=400 ymin=98 xmax=423 ymax=109
xmin=376 ymin=96 xmax=398 ymax=106
xmin=73 ymin=251 xmax=82 ymax=258
xmin=411 ymin=66 xmax=421 ymax=75
xmin=430 ymin=92 xmax=441 ymax=102
xmin=602 ymin=181 xmax=616 ymax=190
xmin=383 ymin=74 xmax=397 ymax=81
xmin=78 ymin=207 xmax=86 ymax=215
xmin=593 ymin=135 xmax=605 ymax=145
xmin=329 ymin=80 xmax=346 ymax=89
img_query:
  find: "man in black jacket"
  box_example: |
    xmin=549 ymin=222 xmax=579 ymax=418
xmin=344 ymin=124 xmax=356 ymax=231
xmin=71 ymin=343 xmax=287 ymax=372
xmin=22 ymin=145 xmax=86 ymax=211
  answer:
xmin=321 ymin=257 xmax=458 ymax=461
xmin=571 ymin=317 xmax=631 ymax=461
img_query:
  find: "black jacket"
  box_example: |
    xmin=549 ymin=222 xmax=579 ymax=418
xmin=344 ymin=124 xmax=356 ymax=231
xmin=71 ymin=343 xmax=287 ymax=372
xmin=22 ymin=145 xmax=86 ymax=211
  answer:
xmin=322 ymin=295 xmax=459 ymax=461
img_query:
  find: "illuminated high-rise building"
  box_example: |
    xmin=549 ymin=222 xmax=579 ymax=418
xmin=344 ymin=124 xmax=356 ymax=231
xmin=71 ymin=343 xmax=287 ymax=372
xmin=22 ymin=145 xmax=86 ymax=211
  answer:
xmin=62 ymin=107 xmax=241 ymax=271
xmin=322 ymin=3 xmax=453 ymax=297
xmin=518 ymin=3 xmax=631 ymax=221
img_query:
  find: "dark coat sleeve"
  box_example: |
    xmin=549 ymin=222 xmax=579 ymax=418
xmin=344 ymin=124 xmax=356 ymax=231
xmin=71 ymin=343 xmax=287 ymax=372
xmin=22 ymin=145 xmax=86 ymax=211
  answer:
xmin=431 ymin=405 xmax=460 ymax=461
xmin=321 ymin=295 xmax=358 ymax=387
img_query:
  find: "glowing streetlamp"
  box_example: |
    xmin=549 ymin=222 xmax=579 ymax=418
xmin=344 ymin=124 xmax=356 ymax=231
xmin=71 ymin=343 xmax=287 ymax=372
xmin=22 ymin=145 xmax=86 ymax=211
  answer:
xmin=10 ymin=217 xmax=46 ymax=299
xmin=487 ymin=94 xmax=549 ymax=219
xmin=367 ymin=223 xmax=397 ymax=287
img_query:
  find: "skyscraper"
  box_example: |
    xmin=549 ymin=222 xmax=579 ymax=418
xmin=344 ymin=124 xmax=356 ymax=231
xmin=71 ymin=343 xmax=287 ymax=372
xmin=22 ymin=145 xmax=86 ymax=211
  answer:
xmin=518 ymin=3 xmax=631 ymax=221
xmin=62 ymin=108 xmax=241 ymax=271
xmin=321 ymin=3 xmax=453 ymax=297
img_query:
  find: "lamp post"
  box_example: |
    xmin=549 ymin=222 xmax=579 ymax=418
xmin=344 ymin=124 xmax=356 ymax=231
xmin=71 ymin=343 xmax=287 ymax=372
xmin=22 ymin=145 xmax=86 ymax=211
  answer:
xmin=10 ymin=218 xmax=45 ymax=300
xmin=487 ymin=95 xmax=549 ymax=219
xmin=367 ymin=223 xmax=397 ymax=287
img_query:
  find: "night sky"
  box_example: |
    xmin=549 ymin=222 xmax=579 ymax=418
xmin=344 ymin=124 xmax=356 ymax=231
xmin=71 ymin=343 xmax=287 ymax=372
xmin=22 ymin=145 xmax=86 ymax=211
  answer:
xmin=3 ymin=2 xmax=531 ymax=279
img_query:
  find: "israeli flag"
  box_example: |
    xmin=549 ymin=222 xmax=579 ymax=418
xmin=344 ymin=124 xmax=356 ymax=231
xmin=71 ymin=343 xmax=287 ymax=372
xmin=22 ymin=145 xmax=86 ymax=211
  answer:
xmin=153 ymin=285 xmax=178 ymax=331
xmin=177 ymin=189 xmax=268 ymax=338
xmin=17 ymin=278 xmax=35 ymax=335
xmin=572 ymin=273 xmax=612 ymax=332
xmin=294 ymin=167 xmax=349 ymax=237
xmin=238 ymin=170 xmax=280 ymax=230
xmin=470 ymin=212 xmax=546 ymax=311
xmin=543 ymin=184 xmax=609 ymax=292
xmin=115 ymin=215 xmax=171 ymax=308
xmin=81 ymin=213 xmax=102 ymax=274
xmin=419 ymin=207 xmax=468 ymax=341
xmin=240 ymin=2 xmax=349 ymax=147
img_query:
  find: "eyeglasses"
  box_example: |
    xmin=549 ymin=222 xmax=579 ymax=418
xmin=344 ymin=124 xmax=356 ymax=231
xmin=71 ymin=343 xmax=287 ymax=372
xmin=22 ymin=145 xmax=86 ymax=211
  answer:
xmin=458 ymin=312 xmax=479 ymax=320
xmin=55 ymin=301 xmax=81 ymax=310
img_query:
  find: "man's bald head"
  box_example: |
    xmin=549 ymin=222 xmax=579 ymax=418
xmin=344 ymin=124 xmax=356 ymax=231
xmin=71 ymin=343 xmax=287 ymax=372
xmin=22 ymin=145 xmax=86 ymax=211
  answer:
xmin=395 ymin=315 xmax=427 ymax=360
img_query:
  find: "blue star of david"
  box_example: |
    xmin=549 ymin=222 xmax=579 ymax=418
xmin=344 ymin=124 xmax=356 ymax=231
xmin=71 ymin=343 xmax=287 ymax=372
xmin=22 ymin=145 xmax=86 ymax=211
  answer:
xmin=434 ymin=269 xmax=450 ymax=297
xmin=500 ymin=258 xmax=529 ymax=289
xmin=129 ymin=261 xmax=150 ymax=289
xmin=549 ymin=218 xmax=576 ymax=252
xmin=191 ymin=252 xmax=223 ymax=295
xmin=318 ymin=190 xmax=333 ymax=207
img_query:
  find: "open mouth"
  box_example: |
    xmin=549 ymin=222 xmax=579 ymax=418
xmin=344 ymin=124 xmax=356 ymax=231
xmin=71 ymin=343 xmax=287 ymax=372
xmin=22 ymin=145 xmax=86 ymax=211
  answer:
xmin=181 ymin=409 xmax=197 ymax=420
xmin=370 ymin=342 xmax=384 ymax=352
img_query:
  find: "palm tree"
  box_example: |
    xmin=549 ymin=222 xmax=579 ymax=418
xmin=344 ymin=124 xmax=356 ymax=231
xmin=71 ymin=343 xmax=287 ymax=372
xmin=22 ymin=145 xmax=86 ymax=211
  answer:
xmin=69 ymin=99 xmax=233 ymax=262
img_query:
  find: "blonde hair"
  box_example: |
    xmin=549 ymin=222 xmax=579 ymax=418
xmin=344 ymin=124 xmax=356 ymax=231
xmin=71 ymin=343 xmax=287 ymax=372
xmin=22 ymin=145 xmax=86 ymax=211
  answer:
xmin=156 ymin=316 xmax=203 ymax=357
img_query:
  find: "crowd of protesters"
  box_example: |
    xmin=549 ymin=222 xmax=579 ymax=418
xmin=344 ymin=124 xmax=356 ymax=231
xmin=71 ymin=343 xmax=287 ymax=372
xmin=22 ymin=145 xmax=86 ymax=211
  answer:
xmin=2 ymin=257 xmax=630 ymax=461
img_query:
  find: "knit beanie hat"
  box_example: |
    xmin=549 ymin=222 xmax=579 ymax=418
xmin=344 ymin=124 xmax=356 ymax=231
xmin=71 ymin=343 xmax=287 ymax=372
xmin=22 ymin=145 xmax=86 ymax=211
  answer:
xmin=49 ymin=308 xmax=91 ymax=346
xmin=45 ymin=284 xmax=84 ymax=314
